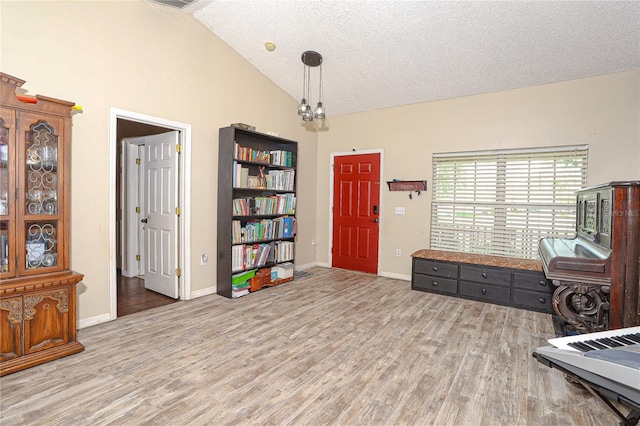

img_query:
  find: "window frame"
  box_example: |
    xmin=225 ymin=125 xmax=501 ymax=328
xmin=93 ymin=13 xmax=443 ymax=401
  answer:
xmin=430 ymin=145 xmax=588 ymax=259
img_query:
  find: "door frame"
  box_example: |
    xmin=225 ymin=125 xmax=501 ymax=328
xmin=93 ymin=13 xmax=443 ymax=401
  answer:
xmin=328 ymin=149 xmax=384 ymax=275
xmin=109 ymin=108 xmax=192 ymax=320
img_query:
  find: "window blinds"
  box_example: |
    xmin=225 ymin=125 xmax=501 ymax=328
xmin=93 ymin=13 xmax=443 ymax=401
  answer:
xmin=430 ymin=145 xmax=588 ymax=259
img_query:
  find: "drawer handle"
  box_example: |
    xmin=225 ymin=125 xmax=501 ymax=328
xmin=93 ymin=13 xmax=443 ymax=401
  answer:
xmin=481 ymin=272 xmax=487 ymax=279
xmin=432 ymin=281 xmax=438 ymax=287
xmin=538 ymin=280 xmax=547 ymax=287
xmin=538 ymin=297 xmax=547 ymax=304
xmin=432 ymin=266 xmax=438 ymax=272
xmin=481 ymin=288 xmax=487 ymax=295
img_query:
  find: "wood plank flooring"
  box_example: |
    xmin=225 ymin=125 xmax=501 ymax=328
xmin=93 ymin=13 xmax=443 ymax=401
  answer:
xmin=0 ymin=267 xmax=620 ymax=425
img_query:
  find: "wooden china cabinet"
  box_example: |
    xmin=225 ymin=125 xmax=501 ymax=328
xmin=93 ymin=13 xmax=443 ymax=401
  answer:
xmin=0 ymin=73 xmax=84 ymax=376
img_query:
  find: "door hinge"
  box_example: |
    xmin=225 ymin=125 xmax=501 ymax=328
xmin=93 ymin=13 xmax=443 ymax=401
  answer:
xmin=136 ymin=158 xmax=141 ymax=165
xmin=176 ymin=207 xmax=182 ymax=216
xmin=136 ymin=254 xmax=141 ymax=261
xmin=176 ymin=144 xmax=182 ymax=154
xmin=135 ymin=206 xmax=141 ymax=213
xmin=176 ymin=268 xmax=182 ymax=277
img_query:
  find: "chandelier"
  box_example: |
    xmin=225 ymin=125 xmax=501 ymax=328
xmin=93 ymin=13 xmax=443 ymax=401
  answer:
xmin=297 ymin=51 xmax=325 ymax=122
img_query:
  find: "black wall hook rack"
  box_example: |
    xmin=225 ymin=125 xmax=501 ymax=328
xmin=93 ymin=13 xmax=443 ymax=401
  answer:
xmin=387 ymin=180 xmax=427 ymax=199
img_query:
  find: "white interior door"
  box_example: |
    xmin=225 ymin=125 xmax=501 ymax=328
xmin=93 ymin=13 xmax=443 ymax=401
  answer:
xmin=144 ymin=131 xmax=179 ymax=298
xmin=121 ymin=139 xmax=145 ymax=278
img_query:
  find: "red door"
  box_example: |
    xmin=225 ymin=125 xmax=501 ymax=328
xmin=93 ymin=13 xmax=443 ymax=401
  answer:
xmin=332 ymin=153 xmax=381 ymax=273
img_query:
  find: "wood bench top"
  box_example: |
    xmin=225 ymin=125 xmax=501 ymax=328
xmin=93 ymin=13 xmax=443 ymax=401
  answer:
xmin=411 ymin=249 xmax=543 ymax=272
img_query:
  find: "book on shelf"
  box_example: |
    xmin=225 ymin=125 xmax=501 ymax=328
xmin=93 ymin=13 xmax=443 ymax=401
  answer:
xmin=234 ymin=142 xmax=271 ymax=164
xmin=232 ymin=245 xmax=245 ymax=271
xmin=232 ymin=194 xmax=296 ymax=216
xmin=266 ymin=169 xmax=295 ymax=191
xmin=234 ymin=145 xmax=294 ymax=168
xmin=233 ymin=161 xmax=238 ymax=187
xmin=231 ymin=243 xmax=273 ymax=270
xmin=270 ymin=240 xmax=294 ymax=262
xmin=234 ymin=216 xmax=297 ymax=243
xmin=269 ymin=149 xmax=293 ymax=167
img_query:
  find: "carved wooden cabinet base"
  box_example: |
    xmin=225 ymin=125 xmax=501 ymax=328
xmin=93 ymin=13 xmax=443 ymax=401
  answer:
xmin=1 ymin=273 xmax=84 ymax=376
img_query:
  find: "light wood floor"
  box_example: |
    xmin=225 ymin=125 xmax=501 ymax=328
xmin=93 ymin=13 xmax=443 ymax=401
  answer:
xmin=1 ymin=267 xmax=619 ymax=425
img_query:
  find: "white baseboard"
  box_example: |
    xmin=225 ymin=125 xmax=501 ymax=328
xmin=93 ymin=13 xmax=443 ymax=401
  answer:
xmin=190 ymin=286 xmax=217 ymax=299
xmin=379 ymin=271 xmax=411 ymax=281
xmin=78 ymin=287 xmax=216 ymax=330
xmin=78 ymin=313 xmax=113 ymax=330
xmin=295 ymin=261 xmax=317 ymax=271
xmin=309 ymin=263 xmax=410 ymax=281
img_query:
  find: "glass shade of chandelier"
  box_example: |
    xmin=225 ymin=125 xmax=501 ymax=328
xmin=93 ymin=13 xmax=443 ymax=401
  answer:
xmin=297 ymin=51 xmax=326 ymax=122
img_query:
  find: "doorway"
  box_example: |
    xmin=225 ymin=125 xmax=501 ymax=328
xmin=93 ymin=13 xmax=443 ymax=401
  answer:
xmin=330 ymin=151 xmax=383 ymax=274
xmin=121 ymin=132 xmax=180 ymax=299
xmin=110 ymin=108 xmax=191 ymax=320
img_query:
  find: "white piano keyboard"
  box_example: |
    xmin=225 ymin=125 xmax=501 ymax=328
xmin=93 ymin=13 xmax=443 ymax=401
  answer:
xmin=536 ymin=327 xmax=640 ymax=391
xmin=548 ymin=326 xmax=640 ymax=352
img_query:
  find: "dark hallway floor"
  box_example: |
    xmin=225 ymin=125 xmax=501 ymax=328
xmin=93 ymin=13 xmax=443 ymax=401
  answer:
xmin=117 ymin=274 xmax=178 ymax=317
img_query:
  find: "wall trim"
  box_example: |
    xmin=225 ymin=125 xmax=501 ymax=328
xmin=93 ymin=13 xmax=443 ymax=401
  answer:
xmin=191 ymin=287 xmax=217 ymax=299
xmin=295 ymin=261 xmax=317 ymax=271
xmin=379 ymin=271 xmax=411 ymax=282
xmin=79 ymin=313 xmax=112 ymax=330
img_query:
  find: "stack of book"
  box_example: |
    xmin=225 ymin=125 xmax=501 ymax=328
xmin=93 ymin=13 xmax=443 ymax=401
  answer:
xmin=231 ymin=269 xmax=256 ymax=298
xmin=232 ymin=281 xmax=250 ymax=298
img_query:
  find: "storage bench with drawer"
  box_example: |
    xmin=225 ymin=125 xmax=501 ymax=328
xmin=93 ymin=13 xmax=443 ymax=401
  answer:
xmin=411 ymin=250 xmax=554 ymax=314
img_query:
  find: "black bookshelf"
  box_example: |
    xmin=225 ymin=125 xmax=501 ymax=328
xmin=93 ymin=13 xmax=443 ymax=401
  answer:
xmin=217 ymin=126 xmax=298 ymax=298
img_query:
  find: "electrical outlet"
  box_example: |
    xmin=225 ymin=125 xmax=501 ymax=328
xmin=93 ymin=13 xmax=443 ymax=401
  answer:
xmin=395 ymin=207 xmax=405 ymax=215
xmin=396 ymin=249 xmax=401 ymax=257
xmin=201 ymin=254 xmax=208 ymax=265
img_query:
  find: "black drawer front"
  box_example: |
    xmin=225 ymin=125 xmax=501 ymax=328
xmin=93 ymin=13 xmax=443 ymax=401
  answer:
xmin=513 ymin=272 xmax=552 ymax=292
xmin=413 ymin=259 xmax=458 ymax=279
xmin=459 ymin=265 xmax=511 ymax=286
xmin=459 ymin=281 xmax=510 ymax=304
xmin=513 ymin=289 xmax=554 ymax=313
xmin=413 ymin=274 xmax=458 ymax=295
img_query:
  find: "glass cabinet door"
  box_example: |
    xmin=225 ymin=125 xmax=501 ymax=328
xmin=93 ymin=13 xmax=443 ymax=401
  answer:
xmin=21 ymin=114 xmax=63 ymax=273
xmin=0 ymin=111 xmax=14 ymax=277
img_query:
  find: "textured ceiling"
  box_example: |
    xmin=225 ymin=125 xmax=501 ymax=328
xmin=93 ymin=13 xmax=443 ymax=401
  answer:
xmin=183 ymin=1 xmax=639 ymax=117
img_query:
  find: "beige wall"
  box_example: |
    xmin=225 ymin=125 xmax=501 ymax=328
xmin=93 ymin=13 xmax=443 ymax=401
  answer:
xmin=1 ymin=1 xmax=319 ymax=323
xmin=316 ymin=70 xmax=640 ymax=277
xmin=3 ymin=1 xmax=638 ymax=324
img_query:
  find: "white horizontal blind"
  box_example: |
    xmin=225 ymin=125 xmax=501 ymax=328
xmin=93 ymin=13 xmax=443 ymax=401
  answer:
xmin=430 ymin=145 xmax=588 ymax=259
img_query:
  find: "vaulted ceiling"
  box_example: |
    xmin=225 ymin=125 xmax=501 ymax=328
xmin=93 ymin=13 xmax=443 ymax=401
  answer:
xmin=159 ymin=0 xmax=639 ymax=117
